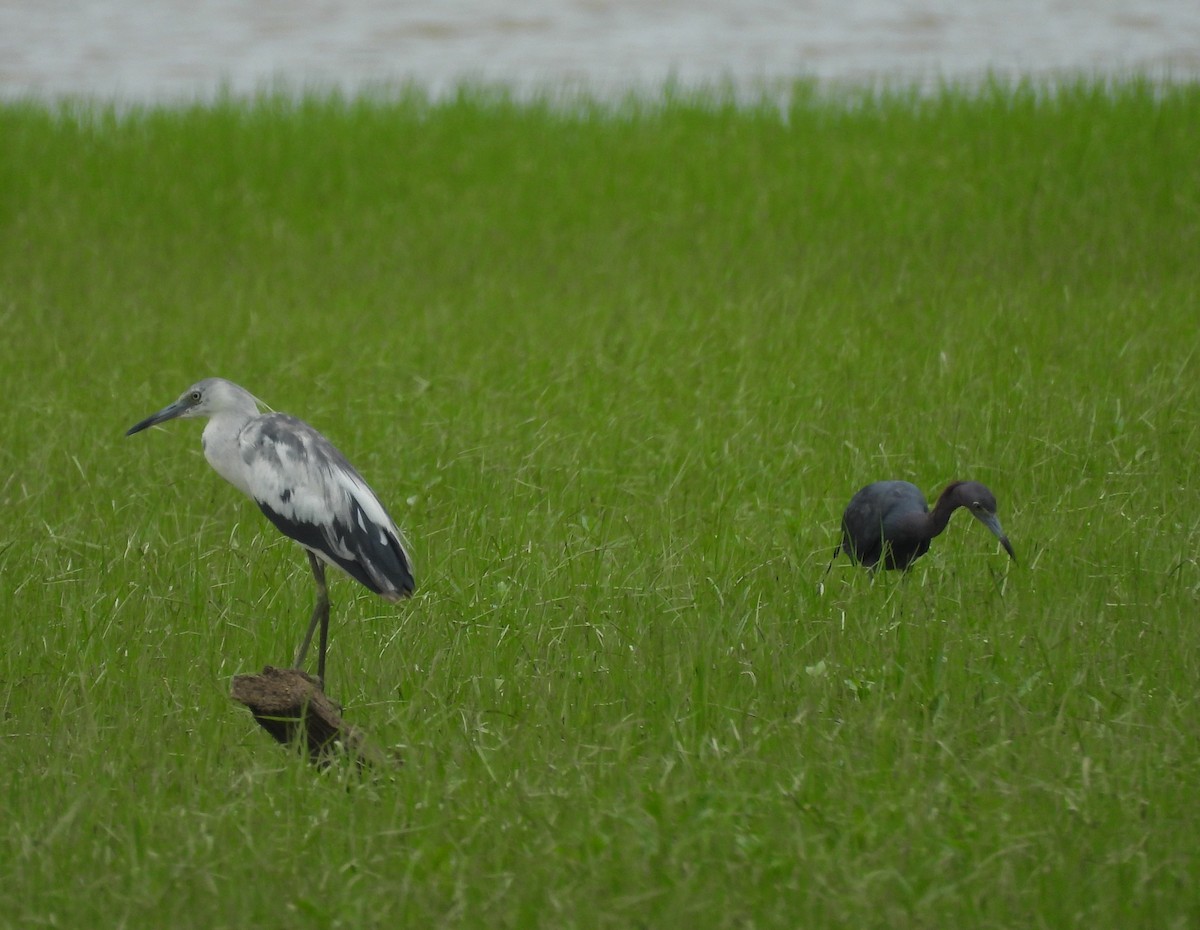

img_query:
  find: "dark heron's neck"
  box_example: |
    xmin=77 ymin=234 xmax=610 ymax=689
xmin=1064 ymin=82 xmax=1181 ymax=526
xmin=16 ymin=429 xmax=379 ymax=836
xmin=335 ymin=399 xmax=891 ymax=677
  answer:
xmin=927 ymin=482 xmax=967 ymax=538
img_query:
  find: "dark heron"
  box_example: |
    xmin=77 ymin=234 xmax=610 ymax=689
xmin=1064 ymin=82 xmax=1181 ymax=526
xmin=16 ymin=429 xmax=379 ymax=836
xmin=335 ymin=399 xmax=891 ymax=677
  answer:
xmin=127 ymin=377 xmax=416 ymax=684
xmin=826 ymin=479 xmax=1016 ymax=573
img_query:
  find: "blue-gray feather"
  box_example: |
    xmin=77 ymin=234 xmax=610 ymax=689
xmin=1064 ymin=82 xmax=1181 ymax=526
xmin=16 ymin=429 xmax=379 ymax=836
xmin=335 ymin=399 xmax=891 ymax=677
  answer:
xmin=840 ymin=480 xmax=931 ymax=569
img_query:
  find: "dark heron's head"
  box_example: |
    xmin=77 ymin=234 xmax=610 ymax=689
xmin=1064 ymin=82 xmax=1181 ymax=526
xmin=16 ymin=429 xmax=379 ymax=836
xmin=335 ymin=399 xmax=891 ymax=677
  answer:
xmin=953 ymin=481 xmax=1016 ymax=563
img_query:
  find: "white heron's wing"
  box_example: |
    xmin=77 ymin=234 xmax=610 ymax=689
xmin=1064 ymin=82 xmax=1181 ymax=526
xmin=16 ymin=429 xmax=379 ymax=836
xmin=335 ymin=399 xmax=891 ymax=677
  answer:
xmin=238 ymin=413 xmax=415 ymax=600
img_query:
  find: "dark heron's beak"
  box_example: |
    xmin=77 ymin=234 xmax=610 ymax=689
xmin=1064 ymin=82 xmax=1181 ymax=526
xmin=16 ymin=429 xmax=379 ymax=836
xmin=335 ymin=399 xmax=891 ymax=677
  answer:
xmin=126 ymin=397 xmax=190 ymax=436
xmin=974 ymin=511 xmax=1016 ymax=563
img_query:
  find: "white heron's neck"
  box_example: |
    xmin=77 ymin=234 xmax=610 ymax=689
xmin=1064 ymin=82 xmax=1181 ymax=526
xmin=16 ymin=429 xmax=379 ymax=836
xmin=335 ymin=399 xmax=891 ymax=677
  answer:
xmin=202 ymin=411 xmax=257 ymax=497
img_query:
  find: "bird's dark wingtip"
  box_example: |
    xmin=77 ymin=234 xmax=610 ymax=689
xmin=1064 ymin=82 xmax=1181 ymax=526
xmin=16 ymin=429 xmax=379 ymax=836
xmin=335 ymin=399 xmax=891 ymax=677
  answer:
xmin=381 ymin=575 xmax=416 ymax=603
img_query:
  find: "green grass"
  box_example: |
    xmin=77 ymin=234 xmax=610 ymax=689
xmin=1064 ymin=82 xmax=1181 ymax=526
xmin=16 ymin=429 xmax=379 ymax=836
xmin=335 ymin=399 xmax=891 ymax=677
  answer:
xmin=2 ymin=78 xmax=1199 ymax=928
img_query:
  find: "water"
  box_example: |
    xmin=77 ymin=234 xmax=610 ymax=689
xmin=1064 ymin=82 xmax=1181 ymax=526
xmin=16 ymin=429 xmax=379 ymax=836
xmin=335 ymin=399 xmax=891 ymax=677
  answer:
xmin=2 ymin=0 xmax=1198 ymax=102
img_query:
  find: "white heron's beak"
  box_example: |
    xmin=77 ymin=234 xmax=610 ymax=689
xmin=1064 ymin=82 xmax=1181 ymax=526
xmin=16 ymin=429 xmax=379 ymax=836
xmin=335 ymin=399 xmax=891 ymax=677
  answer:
xmin=126 ymin=397 xmax=192 ymax=436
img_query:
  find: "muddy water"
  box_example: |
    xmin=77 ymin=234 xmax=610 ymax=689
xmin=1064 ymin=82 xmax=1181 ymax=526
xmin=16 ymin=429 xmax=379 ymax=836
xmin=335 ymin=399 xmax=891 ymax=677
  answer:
xmin=1 ymin=0 xmax=1198 ymax=101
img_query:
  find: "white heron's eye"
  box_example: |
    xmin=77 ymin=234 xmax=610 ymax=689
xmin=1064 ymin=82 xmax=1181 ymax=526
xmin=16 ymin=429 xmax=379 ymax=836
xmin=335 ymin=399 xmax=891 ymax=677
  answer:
xmin=189 ymin=390 xmax=202 ymax=403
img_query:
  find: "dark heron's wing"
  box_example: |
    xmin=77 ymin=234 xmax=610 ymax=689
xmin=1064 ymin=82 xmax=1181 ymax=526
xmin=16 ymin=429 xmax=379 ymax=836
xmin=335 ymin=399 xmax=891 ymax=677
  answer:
xmin=840 ymin=480 xmax=928 ymax=569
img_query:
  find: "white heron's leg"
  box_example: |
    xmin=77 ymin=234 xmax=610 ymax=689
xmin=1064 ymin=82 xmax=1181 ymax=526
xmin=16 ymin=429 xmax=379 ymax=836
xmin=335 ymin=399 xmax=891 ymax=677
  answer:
xmin=294 ymin=551 xmax=330 ymax=683
xmin=314 ymin=555 xmax=331 ymax=686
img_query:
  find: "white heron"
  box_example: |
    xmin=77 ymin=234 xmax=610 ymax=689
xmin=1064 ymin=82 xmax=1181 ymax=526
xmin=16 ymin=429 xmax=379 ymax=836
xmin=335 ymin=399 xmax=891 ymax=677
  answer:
xmin=127 ymin=378 xmax=415 ymax=684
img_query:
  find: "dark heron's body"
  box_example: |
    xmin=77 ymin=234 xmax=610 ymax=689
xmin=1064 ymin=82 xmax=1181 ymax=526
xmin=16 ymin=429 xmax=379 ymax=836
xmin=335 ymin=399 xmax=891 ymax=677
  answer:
xmin=828 ymin=479 xmax=1015 ymax=573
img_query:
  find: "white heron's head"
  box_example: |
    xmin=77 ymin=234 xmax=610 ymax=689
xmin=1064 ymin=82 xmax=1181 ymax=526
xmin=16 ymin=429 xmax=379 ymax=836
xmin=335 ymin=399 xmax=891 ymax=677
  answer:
xmin=126 ymin=378 xmax=261 ymax=434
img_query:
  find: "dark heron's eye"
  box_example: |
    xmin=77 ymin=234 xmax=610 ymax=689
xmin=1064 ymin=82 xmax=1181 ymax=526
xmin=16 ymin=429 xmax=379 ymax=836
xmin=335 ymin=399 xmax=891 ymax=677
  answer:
xmin=189 ymin=390 xmax=202 ymax=403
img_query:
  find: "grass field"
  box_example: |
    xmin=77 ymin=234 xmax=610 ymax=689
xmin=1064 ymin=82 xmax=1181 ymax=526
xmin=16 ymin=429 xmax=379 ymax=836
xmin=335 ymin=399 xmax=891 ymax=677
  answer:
xmin=2 ymin=78 xmax=1198 ymax=928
